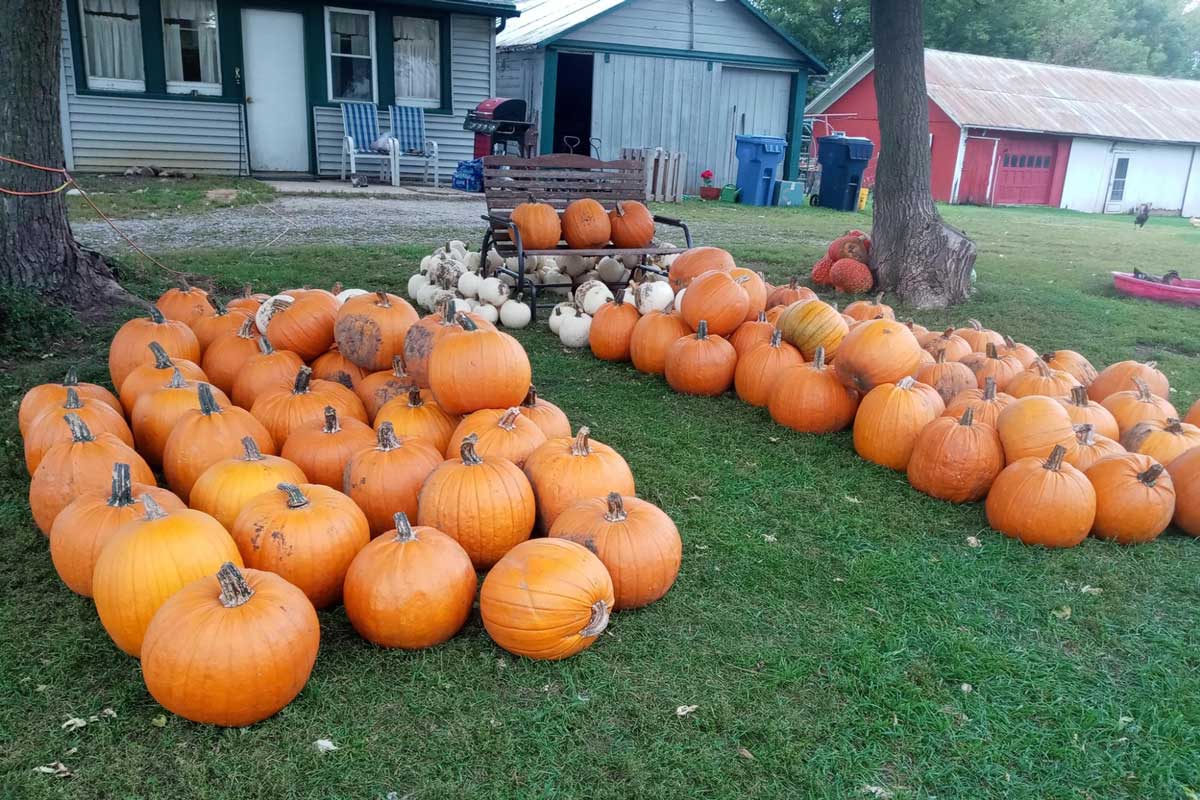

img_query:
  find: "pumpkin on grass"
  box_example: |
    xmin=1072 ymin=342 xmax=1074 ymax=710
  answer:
xmin=664 ymin=320 xmax=737 ymax=397
xmin=518 ymin=386 xmax=571 ymax=439
xmin=281 ymin=406 xmax=376 ymax=488
xmin=916 ymin=350 xmax=977 ymax=405
xmin=140 ymin=562 xmax=319 ymax=727
xmin=402 ymin=300 xmax=495 ymax=389
xmin=1086 ymin=454 xmax=1175 ymax=544
xmin=344 ymin=422 xmax=443 ymax=537
xmin=730 ymin=267 xmax=768 ymax=322
xmin=310 ymin=347 xmax=369 ymax=389
xmin=834 ymin=318 xmax=924 ymax=393
xmin=728 ymin=311 xmax=773 ymax=359
xmin=119 ymin=341 xmax=207 ymax=412
xmin=549 ymin=493 xmax=681 ymax=610
xmin=156 ymin=280 xmax=213 ymax=326
xmin=227 ymin=284 xmax=270 ymax=314
xmin=375 ymin=387 xmax=459 ymax=453
xmin=922 ymin=327 xmax=972 ymax=362
xmin=985 ymin=445 xmax=1096 ymax=548
xmin=93 ymin=495 xmax=242 ymax=656
xmin=190 ymin=437 xmax=307 ymax=531
xmin=1043 ymin=350 xmax=1098 ymax=387
xmin=765 ymin=278 xmax=816 ymax=310
xmin=1187 ymin=397 xmax=1200 ymax=427
xmin=734 ymin=329 xmax=803 ymax=407
xmin=445 ymin=407 xmax=547 ymax=466
xmin=1064 ymin=424 xmax=1125 ymax=472
xmin=356 ymin=356 xmax=423 ymax=420
xmin=1121 ymin=418 xmax=1200 ymax=466
xmin=843 ymin=293 xmax=894 ymax=322
xmin=131 ymin=371 xmax=231 ymax=466
xmin=49 ymin=463 xmax=184 ymax=597
xmin=1166 ymin=447 xmax=1200 ymax=537
xmin=30 ymin=414 xmax=154 ymax=535
xmin=231 ymin=483 xmax=369 ymax=609
xmin=190 ymin=297 xmax=251 ymax=353
xmin=999 ymin=336 xmax=1039 ymax=369
xmin=524 ymin=426 xmax=635 ymax=533
xmin=429 ymin=316 xmax=531 ymax=415
xmin=109 ymin=307 xmax=200 ymax=390
xmin=1005 ymin=358 xmax=1080 ymax=399
xmin=511 ymin=199 xmax=561 ymax=250
xmin=907 ymin=407 xmax=1004 ymax=502
xmin=960 ymin=343 xmax=1023 ymax=391
xmin=231 ymin=336 xmax=305 ymax=409
xmin=1089 ymin=360 xmax=1169 ymax=402
xmin=589 ymin=294 xmax=640 ymax=361
xmin=562 ymin=198 xmax=611 ymax=248
xmin=334 ymin=291 xmax=419 ymax=371
xmin=1101 ymin=378 xmax=1178 ymax=437
xmin=20 ymin=368 xmax=121 ymax=435
xmin=608 ymin=200 xmax=654 ymax=248
xmin=995 ymin=394 xmax=1076 ymax=464
xmin=942 ymin=377 xmax=1013 ymax=429
xmin=24 ymin=388 xmax=133 ymax=474
xmin=201 ymin=317 xmax=261 ymax=396
xmin=251 ymin=366 xmax=368 ymax=445
xmin=768 ymin=346 xmax=859 ymax=433
xmin=776 ymin=299 xmax=849 ymax=361
xmin=679 ymin=270 xmax=751 ymax=336
xmin=853 ymin=376 xmax=944 ymax=471
xmin=630 ymin=310 xmax=691 ymax=374
xmin=668 ymin=246 xmax=735 ymax=292
xmin=1059 ymin=386 xmax=1119 ymax=440
xmin=417 ymin=434 xmax=535 ymax=569
xmin=954 ymin=319 xmax=1004 ymax=353
xmin=343 ymin=512 xmax=476 ymax=649
xmin=480 ymin=538 xmax=615 ymax=661
xmin=163 ymin=383 xmax=276 ymax=500
xmin=266 ymin=291 xmax=338 ymax=361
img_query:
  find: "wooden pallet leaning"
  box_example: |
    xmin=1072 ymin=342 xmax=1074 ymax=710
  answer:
xmin=619 ymin=147 xmax=687 ymax=203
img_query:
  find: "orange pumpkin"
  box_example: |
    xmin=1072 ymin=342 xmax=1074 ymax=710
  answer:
xmin=280 ymin=406 xmax=376 ymax=489
xmin=190 ymin=297 xmax=252 ymax=354
xmin=343 ymin=512 xmax=477 ymax=649
xmin=402 ymin=300 xmax=497 ymax=389
xmin=266 ymin=292 xmax=338 ymax=361
xmin=907 ymin=407 xmax=1005 ymax=502
xmin=93 ymin=495 xmax=242 ymax=655
xmin=480 ymin=538 xmax=615 ymax=660
xmin=765 ymin=277 xmax=817 ymax=310
xmin=853 ymin=376 xmax=944 ymax=471
xmin=131 ymin=371 xmax=232 ymax=467
xmin=333 ymin=291 xmax=420 ymax=371
xmin=231 ymin=336 xmax=305 ymax=409
xmin=1089 ymin=360 xmax=1170 ymax=402
xmin=201 ymin=317 xmax=261 ymax=396
xmin=429 ymin=316 xmax=531 ymax=415
xmin=108 ymin=306 xmax=200 ymax=390
xmin=1101 ymin=378 xmax=1178 ymax=437
xmin=156 ymin=280 xmax=213 ymax=326
xmin=608 ymin=200 xmax=654 ymax=248
xmin=664 ymin=320 xmax=737 ymax=396
xmin=734 ymin=329 xmax=804 ymax=407
xmin=679 ymin=270 xmax=751 ymax=336
xmin=24 ymin=387 xmax=133 ymax=474
xmin=162 ymin=383 xmax=276 ymax=500
xmin=511 ymin=199 xmax=562 ymax=250
xmin=20 ymin=368 xmax=121 ymax=436
xmin=999 ymin=336 xmax=1039 ymax=369
xmin=523 ymin=427 xmax=635 ymax=534
xmin=843 ymin=292 xmax=894 ymax=322
xmin=728 ymin=311 xmax=774 ymax=359
xmin=986 ymin=445 xmax=1096 ymax=548
xmin=190 ymin=437 xmax=308 ymax=530
xmin=1166 ymin=446 xmax=1200 ymax=537
xmin=668 ymin=246 xmax=734 ymax=292
xmin=943 ymin=377 xmax=1014 ymax=429
xmin=562 ymin=198 xmax=611 ymax=248
xmin=518 ymin=386 xmax=572 ymax=439
xmin=356 ymin=356 xmax=423 ymax=420
xmin=251 ymin=366 xmax=368 ymax=445
xmin=1043 ymin=350 xmax=1098 ymax=387
xmin=140 ymin=563 xmax=319 ymax=726
xmin=310 ymin=346 xmax=369 ymax=390
xmin=954 ymin=319 xmax=1004 ymax=353
xmin=550 ymin=493 xmax=681 ymax=610
xmin=445 ymin=407 xmax=547 ymax=466
xmin=834 ymin=318 xmax=924 ymax=393
xmin=417 ymin=434 xmax=536 ymax=569
xmin=49 ymin=463 xmax=184 ymax=597
xmin=227 ymin=283 xmax=269 ymax=314
xmin=1186 ymin=397 xmax=1199 ymax=427
xmin=1005 ymin=358 xmax=1080 ymax=399
xmin=767 ymin=345 xmax=859 ymax=433
xmin=730 ymin=267 xmax=768 ymax=323
xmin=1058 ymin=385 xmax=1120 ymax=441
xmin=118 ymin=341 xmax=207 ymax=412
xmin=375 ymin=386 xmax=460 ymax=453
xmin=344 ymin=422 xmax=443 ymax=537
xmin=1121 ymin=418 xmax=1200 ymax=467
xmin=1064 ymin=424 xmax=1126 ymax=472
xmin=230 ymin=483 xmax=369 ymax=609
xmin=630 ymin=310 xmax=691 ymax=374
xmin=921 ymin=327 xmax=972 ymax=362
xmin=1086 ymin=454 xmax=1175 ymax=545
xmin=589 ymin=294 xmax=641 ymax=361
xmin=776 ymin=299 xmax=850 ymax=362
xmin=960 ymin=343 xmax=1024 ymax=391
xmin=916 ymin=350 xmax=977 ymax=405
xmin=995 ymin=395 xmax=1076 ymax=464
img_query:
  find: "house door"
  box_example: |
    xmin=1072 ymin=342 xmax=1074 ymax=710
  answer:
xmin=241 ymin=9 xmax=310 ymax=172
xmin=958 ymin=137 xmax=996 ymax=204
xmin=1105 ymin=155 xmax=1131 ymax=213
xmin=993 ymin=139 xmax=1057 ymax=205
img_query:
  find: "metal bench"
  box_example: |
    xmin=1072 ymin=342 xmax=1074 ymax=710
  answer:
xmin=479 ymin=154 xmax=693 ymax=318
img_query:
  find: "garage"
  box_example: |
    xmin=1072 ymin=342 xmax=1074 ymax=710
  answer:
xmin=993 ymin=138 xmax=1059 ymax=205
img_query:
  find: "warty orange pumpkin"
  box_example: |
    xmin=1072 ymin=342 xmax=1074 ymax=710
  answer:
xmin=853 ymin=376 xmax=945 ymax=471
xmin=163 ymin=383 xmax=276 ymax=500
xmin=834 ymin=317 xmax=925 ymax=393
xmin=428 ymin=315 xmax=531 ymax=415
xmin=986 ymin=445 xmax=1096 ymax=548
xmin=734 ymin=329 xmax=804 ymax=407
xmin=1101 ymin=377 xmax=1178 ymax=437
xmin=907 ymin=407 xmax=1005 ymax=502
xmin=630 ymin=310 xmax=691 ymax=374
xmin=1059 ymin=385 xmax=1120 ymax=441
xmin=524 ymin=426 xmax=636 ymax=534
xmin=108 ymin=306 xmax=200 ymax=390
xmin=1166 ymin=446 xmax=1200 ymax=537
xmin=334 ymin=291 xmax=420 ymax=371
xmin=518 ymin=386 xmax=572 ymax=439
xmin=995 ymin=394 xmax=1077 ymax=464
xmin=1089 ymin=360 xmax=1170 ymax=402
xmin=344 ymin=422 xmax=443 ymax=537
xmin=1121 ymin=418 xmax=1200 ymax=467
xmin=1086 ymin=454 xmax=1175 ymax=545
xmin=24 ymin=387 xmax=133 ymax=474
xmin=562 ymin=198 xmax=611 ymax=248
xmin=664 ymin=320 xmax=737 ymax=397
xmin=20 ymin=368 xmax=122 ymax=436
xmin=767 ymin=346 xmax=859 ymax=433
xmin=445 ymin=406 xmax=547 ymax=466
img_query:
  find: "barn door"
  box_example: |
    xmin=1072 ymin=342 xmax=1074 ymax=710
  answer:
xmin=1104 ymin=155 xmax=1131 ymax=213
xmin=958 ymin=137 xmax=996 ymax=205
xmin=993 ymin=139 xmax=1057 ymax=205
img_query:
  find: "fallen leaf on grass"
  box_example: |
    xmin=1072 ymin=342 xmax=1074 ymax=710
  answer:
xmin=961 ymin=683 xmax=973 ymax=694
xmin=35 ymin=684 xmax=49 ymax=693
xmin=762 ymin=534 xmax=777 ymax=543
xmin=150 ymin=715 xmax=167 ymax=728
xmin=313 ymin=739 xmax=339 ymax=753
xmin=675 ymin=705 xmax=698 ymax=717
xmin=32 ymin=762 xmax=73 ymax=779
xmin=686 ymin=495 xmax=703 ymax=502
xmin=844 ymin=495 xmax=862 ymax=504
xmin=1080 ymin=585 xmax=1103 ymax=595
xmin=737 ymin=747 xmax=755 ymax=760
xmin=1052 ymin=605 xmax=1072 ymax=620
xmin=61 ymin=718 xmax=88 ymax=732
xmin=768 ymin=437 xmax=780 ymax=443
xmin=861 ymin=786 xmax=892 ymax=799
xmin=966 ymin=536 xmax=981 ymax=548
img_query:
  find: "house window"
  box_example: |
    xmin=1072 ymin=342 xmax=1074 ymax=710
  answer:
xmin=326 ymin=7 xmax=376 ymax=103
xmin=393 ymin=16 xmax=440 ymax=108
xmin=79 ymin=0 xmax=145 ymax=91
xmin=1109 ymin=157 xmax=1130 ymax=202
xmin=162 ymin=0 xmax=221 ymax=95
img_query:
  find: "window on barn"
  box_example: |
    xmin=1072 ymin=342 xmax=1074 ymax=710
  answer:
xmin=326 ymin=7 xmax=376 ymax=103
xmin=162 ymin=0 xmax=222 ymax=95
xmin=393 ymin=16 xmax=441 ymax=108
xmin=79 ymin=0 xmax=145 ymax=92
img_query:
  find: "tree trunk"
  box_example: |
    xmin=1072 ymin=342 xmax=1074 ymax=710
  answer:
xmin=869 ymin=0 xmax=976 ymax=308
xmin=0 ymin=0 xmax=135 ymax=309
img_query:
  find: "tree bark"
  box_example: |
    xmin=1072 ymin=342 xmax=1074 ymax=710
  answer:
xmin=0 ymin=0 xmax=135 ymax=309
xmin=869 ymin=0 xmax=976 ymax=308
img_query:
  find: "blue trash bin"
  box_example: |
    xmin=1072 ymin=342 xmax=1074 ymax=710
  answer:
xmin=734 ymin=135 xmax=788 ymax=206
xmin=815 ymin=135 xmax=873 ymax=211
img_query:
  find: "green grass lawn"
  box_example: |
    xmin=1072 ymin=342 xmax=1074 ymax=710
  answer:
xmin=65 ymin=174 xmax=275 ymax=221
xmin=2 ymin=201 xmax=1199 ymax=799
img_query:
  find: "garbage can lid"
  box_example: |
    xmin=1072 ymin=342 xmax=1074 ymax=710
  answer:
xmin=736 ymin=134 xmax=788 ymax=147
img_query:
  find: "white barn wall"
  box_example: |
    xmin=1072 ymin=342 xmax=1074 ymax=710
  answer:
xmin=1061 ymin=137 xmax=1195 ymax=214
xmin=1060 ymin=138 xmax=1111 ymax=213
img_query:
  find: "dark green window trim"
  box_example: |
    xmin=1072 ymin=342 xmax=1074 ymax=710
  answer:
xmin=370 ymin=7 xmax=453 ymax=115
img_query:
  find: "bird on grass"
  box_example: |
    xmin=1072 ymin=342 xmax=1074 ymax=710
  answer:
xmin=1134 ymin=203 xmax=1151 ymax=228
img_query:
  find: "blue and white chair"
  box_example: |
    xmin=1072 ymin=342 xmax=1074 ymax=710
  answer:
xmin=388 ymin=105 xmax=440 ymax=187
xmin=340 ymin=102 xmax=399 ymax=186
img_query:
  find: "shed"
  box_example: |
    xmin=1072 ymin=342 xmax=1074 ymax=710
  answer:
xmin=496 ymin=0 xmax=825 ymax=194
xmin=58 ymin=0 xmax=518 ymax=178
xmin=807 ymin=49 xmax=1200 ymax=217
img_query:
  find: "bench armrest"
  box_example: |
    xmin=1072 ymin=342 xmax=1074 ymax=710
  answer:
xmin=481 ymin=213 xmax=524 ymax=254
xmin=652 ymin=215 xmax=693 ymax=248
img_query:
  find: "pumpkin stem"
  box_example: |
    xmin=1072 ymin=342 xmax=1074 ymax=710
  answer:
xmin=1165 ymin=417 xmax=1184 ymax=434
xmin=1069 ymin=385 xmax=1089 ymax=406
xmin=166 ymin=368 xmax=188 ymax=389
xmin=967 ymin=318 xmax=983 ymax=331
xmin=1033 ymin=359 xmax=1051 ymax=378
xmin=391 ymin=355 xmax=406 ymax=377
xmin=935 ymin=349 xmax=947 ymax=365
xmin=62 ymin=367 xmax=79 ymax=386
xmin=375 ymin=290 xmax=391 ymax=307
xmin=406 ymin=386 xmax=424 ymax=408
xmin=257 ymin=336 xmax=275 ymax=355
xmin=62 ymin=387 xmax=82 ymax=410
xmin=322 ymin=406 xmax=341 ymax=433
xmin=696 ymin=320 xmax=708 ymax=340
xmin=241 ymin=283 xmax=253 ymax=299
xmin=141 ymin=493 xmax=169 ymax=521
xmin=983 ymin=376 xmax=997 ymax=401
xmin=579 ymin=599 xmax=611 ymax=638
xmin=1074 ymin=423 xmax=1097 ymax=446
xmin=942 ymin=327 xmax=954 ymax=339
xmin=769 ymin=328 xmax=783 ymax=348
xmin=603 ymin=492 xmax=628 ymax=522
xmin=197 ymin=383 xmax=222 ymax=415
xmin=985 ymin=342 xmax=999 ymax=359
xmin=393 ymin=512 xmax=418 ymax=542
xmin=178 ymin=276 xmax=191 ymax=291
xmin=271 ymin=298 xmax=293 ymax=313
xmin=216 ymin=562 xmax=255 ymax=608
xmin=292 ymin=367 xmax=313 ymax=394
xmin=212 ymin=296 xmax=228 ymax=316
xmin=240 ymin=436 xmax=264 ymax=461
xmin=812 ymin=346 xmax=826 ymax=371
xmin=107 ymin=463 xmax=134 ymax=508
xmin=788 ymin=277 xmax=798 ymax=290
xmin=570 ymin=427 xmax=592 ymax=457
xmin=896 ymin=376 xmax=916 ymax=390
xmin=377 ymin=422 xmax=402 ymax=451
xmin=498 ymin=407 xmax=521 ymax=431
xmin=332 ymin=282 xmax=344 ymax=295
xmin=1138 ymin=464 xmax=1166 ymax=486
xmin=64 ymin=412 xmax=94 ymax=443
xmin=236 ymin=316 xmax=256 ymax=337
xmin=958 ymin=406 xmax=975 ymax=427
xmin=277 ymin=483 xmax=310 ymax=509
xmin=872 ymin=291 xmax=884 ymax=306
xmin=1133 ymin=377 xmax=1152 ymax=402
xmin=460 ymin=433 xmax=484 ymax=465
xmin=1043 ymin=444 xmax=1068 ymax=471
xmin=756 ymin=310 xmax=767 ymax=323
xmin=458 ymin=313 xmax=479 ymax=332
xmin=522 ymin=385 xmax=539 ymax=407
xmin=149 ymin=306 xmax=167 ymax=324
xmin=148 ymin=341 xmax=173 ymax=369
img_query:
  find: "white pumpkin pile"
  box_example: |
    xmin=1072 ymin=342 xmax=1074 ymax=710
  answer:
xmin=406 ymin=240 xmax=529 ymax=328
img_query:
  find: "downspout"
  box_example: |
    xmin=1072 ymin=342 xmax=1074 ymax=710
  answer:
xmin=1180 ymin=145 xmax=1196 ymax=217
xmin=495 ymin=17 xmax=507 ymax=35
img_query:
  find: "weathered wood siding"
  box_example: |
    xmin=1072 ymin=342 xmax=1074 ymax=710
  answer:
xmin=496 ymin=48 xmax=544 ymax=132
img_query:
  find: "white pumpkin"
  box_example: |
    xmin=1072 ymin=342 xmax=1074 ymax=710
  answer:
xmin=416 ymin=283 xmax=441 ymax=311
xmin=447 ymin=240 xmax=468 ymax=260
xmin=596 ymin=256 xmax=625 ymax=283
xmin=430 ymin=288 xmax=459 ymax=313
xmin=255 ymin=294 xmax=294 ymax=334
xmin=407 ymin=272 xmax=430 ymax=300
xmin=429 ymin=257 xmax=466 ymax=289
xmin=548 ymin=302 xmax=578 ymax=335
xmin=486 ymin=249 xmax=504 ymax=270
xmin=499 ymin=300 xmax=532 ymax=329
xmin=539 ymin=269 xmax=571 ymax=296
xmin=620 ymin=254 xmax=642 ymax=270
xmin=419 ymin=255 xmax=435 ymax=274
xmin=474 ymin=302 xmax=500 ymax=324
xmin=560 ymin=255 xmax=592 ymax=278
xmin=635 ymin=281 xmax=674 ymax=315
xmin=335 ymin=287 xmax=369 ymax=306
xmin=478 ymin=277 xmax=510 ymax=307
xmin=575 ymin=280 xmax=614 ymax=315
xmin=558 ymin=312 xmax=592 ymax=348
xmin=539 ymin=256 xmax=558 ymax=272
xmin=465 ymin=251 xmax=482 ymax=270
xmin=673 ymin=287 xmax=686 ymax=311
xmin=449 ymin=297 xmax=472 ymax=316
xmin=498 ymin=271 xmax=517 ymax=287
xmin=457 ymin=271 xmax=482 ymax=298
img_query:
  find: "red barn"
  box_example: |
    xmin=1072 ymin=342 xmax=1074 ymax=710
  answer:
xmin=806 ymin=49 xmax=1200 ymax=216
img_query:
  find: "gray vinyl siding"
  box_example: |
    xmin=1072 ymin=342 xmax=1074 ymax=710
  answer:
xmin=560 ymin=0 xmax=798 ymax=60
xmin=61 ymin=10 xmax=247 ymax=174
xmin=496 ymin=48 xmax=544 ymax=131
xmin=314 ymin=14 xmax=493 ymax=179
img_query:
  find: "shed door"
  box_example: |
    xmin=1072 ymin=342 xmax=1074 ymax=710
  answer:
xmin=719 ymin=68 xmax=791 ymax=183
xmin=993 ymin=139 xmax=1056 ymax=205
xmin=958 ymin=137 xmax=996 ymax=205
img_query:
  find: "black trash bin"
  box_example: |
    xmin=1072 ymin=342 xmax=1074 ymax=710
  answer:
xmin=815 ymin=135 xmax=873 ymax=211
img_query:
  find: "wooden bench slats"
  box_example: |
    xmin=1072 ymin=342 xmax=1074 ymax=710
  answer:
xmin=494 ymin=246 xmax=687 ymax=257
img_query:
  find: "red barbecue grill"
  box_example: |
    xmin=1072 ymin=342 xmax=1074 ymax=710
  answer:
xmin=464 ymin=98 xmax=536 ymax=158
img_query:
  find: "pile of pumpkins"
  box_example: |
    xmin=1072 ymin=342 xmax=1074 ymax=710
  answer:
xmin=18 ymin=280 xmax=683 ymax=728
xmin=810 ymin=230 xmax=875 ymax=294
xmin=569 ymin=234 xmax=1200 ymax=549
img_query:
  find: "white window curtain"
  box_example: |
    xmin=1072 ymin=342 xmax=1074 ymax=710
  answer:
xmin=327 ymin=9 xmax=375 ymax=102
xmin=162 ymin=0 xmax=221 ymax=91
xmin=393 ymin=16 xmax=440 ymax=106
xmin=80 ymin=0 xmax=145 ymax=88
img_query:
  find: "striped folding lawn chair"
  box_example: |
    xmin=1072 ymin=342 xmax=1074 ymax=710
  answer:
xmin=388 ymin=105 xmax=440 ymax=187
xmin=340 ymin=102 xmax=399 ymax=186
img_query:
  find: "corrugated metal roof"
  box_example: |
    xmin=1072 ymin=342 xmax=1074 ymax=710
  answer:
xmin=497 ymin=0 xmax=625 ymax=49
xmin=809 ymin=49 xmax=1200 ymax=146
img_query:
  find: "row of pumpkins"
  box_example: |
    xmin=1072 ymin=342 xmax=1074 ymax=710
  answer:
xmin=563 ymin=233 xmax=1200 ymax=548
xmin=18 ymin=281 xmax=684 ymax=728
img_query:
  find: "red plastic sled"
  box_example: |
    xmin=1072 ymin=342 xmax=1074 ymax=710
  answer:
xmin=1112 ymin=272 xmax=1200 ymax=307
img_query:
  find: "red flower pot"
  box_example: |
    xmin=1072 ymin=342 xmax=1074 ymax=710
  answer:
xmin=699 ymin=187 xmax=720 ymax=201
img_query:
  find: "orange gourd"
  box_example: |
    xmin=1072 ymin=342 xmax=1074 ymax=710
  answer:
xmin=589 ymin=294 xmax=640 ymax=361
xmin=916 ymin=350 xmax=977 ymax=405
xmin=140 ymin=563 xmax=319 ymax=726
xmin=1166 ymin=447 xmax=1200 ymax=537
xmin=562 ymin=198 xmax=611 ymax=248
xmin=375 ymin=386 xmax=460 ymax=453
xmin=356 ymin=356 xmax=423 ymax=420
xmin=108 ymin=306 xmax=200 ymax=390
xmin=734 ymin=329 xmax=804 ymax=407
xmin=986 ymin=445 xmax=1096 ymax=548
xmin=190 ymin=297 xmax=251 ymax=354
xmin=1086 ymin=454 xmax=1175 ymax=544
xmin=119 ymin=341 xmax=207 ymax=412
xmin=1089 ymin=360 xmax=1170 ymax=402
xmin=24 ymin=387 xmax=133 ymax=474
xmin=266 ymin=292 xmax=338 ymax=361
xmin=310 ymin=346 xmax=369 ymax=389
xmin=921 ymin=327 xmax=972 ymax=362
xmin=429 ymin=316 xmax=531 ymax=415
xmin=907 ymin=407 xmax=1005 ymax=502
xmin=1059 ymin=385 xmax=1120 ymax=441
xmin=960 ymin=343 xmax=1023 ymax=391
xmin=668 ymin=246 xmax=734 ymax=292
xmin=511 ymin=199 xmax=562 ymax=250
xmin=630 ymin=310 xmax=690 ymax=374
xmin=201 ymin=317 xmax=261 ymax=396
xmin=853 ymin=376 xmax=944 ymax=471
xmin=1121 ymin=418 xmax=1200 ymax=467
xmin=664 ymin=320 xmax=737 ymax=396
xmin=843 ymin=292 xmax=894 ymax=322
xmin=156 ymin=280 xmax=213 ymax=326
xmin=480 ymin=538 xmax=615 ymax=660
xmin=19 ymin=368 xmax=121 ymax=435
xmin=518 ymin=386 xmax=571 ymax=439
xmin=608 ymin=200 xmax=654 ymax=248
xmin=231 ymin=336 xmax=305 ymax=409
xmin=1064 ymin=424 xmax=1126 ymax=472
xmin=954 ymin=319 xmax=1004 ymax=353
xmin=334 ymin=291 xmax=420 ymax=371
xmin=1101 ymin=378 xmax=1178 ymax=437
xmin=775 ymin=299 xmax=850 ymax=361
xmin=344 ymin=422 xmax=443 ymax=537
xmin=1043 ymin=350 xmax=1098 ymax=387
xmin=279 ymin=406 xmax=376 ymax=489
xmin=190 ymin=437 xmax=307 ymax=530
xmin=1005 ymin=359 xmax=1080 ymax=399
xmin=943 ymin=377 xmax=1013 ymax=429
xmin=767 ymin=346 xmax=859 ymax=433
xmin=728 ymin=311 xmax=774 ymax=359
xmin=523 ymin=426 xmax=635 ymax=534
xmin=417 ymin=435 xmax=536 ymax=569
xmin=680 ymin=270 xmax=750 ymax=336
xmin=995 ymin=394 xmax=1076 ymax=464
xmin=445 ymin=407 xmax=547 ymax=466
xmin=343 ymin=512 xmax=477 ymax=648
xmin=251 ymin=366 xmax=368 ymax=445
xmin=834 ymin=318 xmax=924 ymax=393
